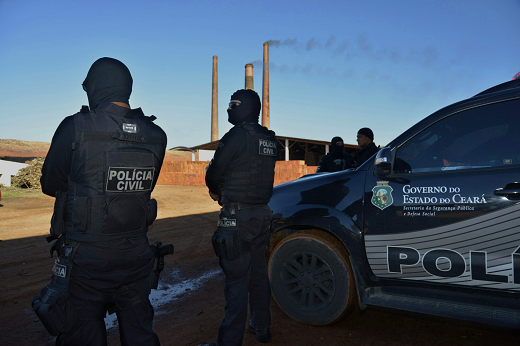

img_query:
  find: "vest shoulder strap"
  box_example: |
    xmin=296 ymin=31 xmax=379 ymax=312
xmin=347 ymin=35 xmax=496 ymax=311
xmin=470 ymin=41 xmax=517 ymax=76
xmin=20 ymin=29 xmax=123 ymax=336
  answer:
xmin=237 ymin=123 xmax=256 ymax=135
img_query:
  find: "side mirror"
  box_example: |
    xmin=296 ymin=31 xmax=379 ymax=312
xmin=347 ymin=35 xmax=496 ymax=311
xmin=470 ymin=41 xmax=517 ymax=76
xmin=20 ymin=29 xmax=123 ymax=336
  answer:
xmin=374 ymin=147 xmax=392 ymax=178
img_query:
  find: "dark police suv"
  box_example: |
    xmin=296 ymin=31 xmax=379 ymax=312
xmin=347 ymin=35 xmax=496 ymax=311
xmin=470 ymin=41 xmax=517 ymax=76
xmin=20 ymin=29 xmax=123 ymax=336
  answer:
xmin=267 ymin=79 xmax=520 ymax=329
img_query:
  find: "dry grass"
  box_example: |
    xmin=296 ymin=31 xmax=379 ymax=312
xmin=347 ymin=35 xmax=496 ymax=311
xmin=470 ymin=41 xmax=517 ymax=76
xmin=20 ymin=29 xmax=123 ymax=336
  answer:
xmin=11 ymin=158 xmax=44 ymax=189
xmin=1 ymin=185 xmax=46 ymax=198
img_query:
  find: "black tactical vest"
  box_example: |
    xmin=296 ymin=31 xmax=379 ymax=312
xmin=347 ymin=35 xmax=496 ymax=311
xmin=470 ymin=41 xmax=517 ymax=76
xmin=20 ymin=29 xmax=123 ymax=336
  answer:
xmin=66 ymin=104 xmax=166 ymax=242
xmin=222 ymin=123 xmax=278 ymax=204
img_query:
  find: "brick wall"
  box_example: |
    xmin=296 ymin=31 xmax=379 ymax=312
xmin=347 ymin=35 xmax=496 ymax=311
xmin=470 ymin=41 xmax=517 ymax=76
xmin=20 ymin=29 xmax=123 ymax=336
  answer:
xmin=273 ymin=161 xmax=317 ymax=186
xmin=156 ymin=160 xmax=317 ymax=186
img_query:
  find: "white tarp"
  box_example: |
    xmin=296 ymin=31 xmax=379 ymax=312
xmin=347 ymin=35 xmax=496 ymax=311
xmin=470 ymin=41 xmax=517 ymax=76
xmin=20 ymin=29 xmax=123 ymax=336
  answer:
xmin=0 ymin=159 xmax=28 ymax=186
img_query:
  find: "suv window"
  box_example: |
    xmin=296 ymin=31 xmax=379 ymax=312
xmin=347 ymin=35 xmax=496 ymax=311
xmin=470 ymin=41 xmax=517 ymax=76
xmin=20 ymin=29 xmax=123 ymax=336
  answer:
xmin=394 ymin=99 xmax=520 ymax=174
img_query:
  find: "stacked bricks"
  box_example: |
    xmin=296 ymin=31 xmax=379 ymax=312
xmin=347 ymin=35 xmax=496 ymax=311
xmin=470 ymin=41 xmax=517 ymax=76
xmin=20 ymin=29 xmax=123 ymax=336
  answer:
xmin=273 ymin=161 xmax=317 ymax=186
xmin=157 ymin=160 xmax=318 ymax=187
xmin=156 ymin=161 xmax=208 ymax=186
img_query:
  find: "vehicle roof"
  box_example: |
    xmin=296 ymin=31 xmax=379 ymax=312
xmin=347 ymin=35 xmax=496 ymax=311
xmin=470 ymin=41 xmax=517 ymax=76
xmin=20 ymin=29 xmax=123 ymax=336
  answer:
xmin=473 ymin=79 xmax=520 ymax=97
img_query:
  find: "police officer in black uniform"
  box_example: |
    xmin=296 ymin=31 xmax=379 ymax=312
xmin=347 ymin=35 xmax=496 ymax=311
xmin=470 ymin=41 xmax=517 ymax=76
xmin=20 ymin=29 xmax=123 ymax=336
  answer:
xmin=354 ymin=127 xmax=379 ymax=167
xmin=34 ymin=57 xmax=167 ymax=346
xmin=202 ymin=89 xmax=277 ymax=346
xmin=316 ymin=136 xmax=354 ymax=172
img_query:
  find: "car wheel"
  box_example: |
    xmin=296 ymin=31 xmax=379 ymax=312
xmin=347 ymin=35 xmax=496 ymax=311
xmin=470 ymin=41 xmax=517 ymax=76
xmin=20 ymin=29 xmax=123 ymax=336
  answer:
xmin=268 ymin=230 xmax=356 ymax=325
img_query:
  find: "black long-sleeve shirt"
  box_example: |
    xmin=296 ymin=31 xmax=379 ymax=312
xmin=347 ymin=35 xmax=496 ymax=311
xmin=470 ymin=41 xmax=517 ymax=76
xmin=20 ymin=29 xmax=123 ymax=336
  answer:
xmin=354 ymin=142 xmax=379 ymax=168
xmin=205 ymin=125 xmax=247 ymax=196
xmin=316 ymin=152 xmax=355 ymax=172
xmin=40 ymin=116 xmax=75 ymax=196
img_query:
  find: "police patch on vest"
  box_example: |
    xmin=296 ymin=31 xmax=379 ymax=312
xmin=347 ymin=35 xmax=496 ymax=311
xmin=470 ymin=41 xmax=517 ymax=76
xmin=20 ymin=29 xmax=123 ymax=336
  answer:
xmin=217 ymin=218 xmax=237 ymax=227
xmin=106 ymin=167 xmax=155 ymax=192
xmin=122 ymin=123 xmax=137 ymax=133
xmin=52 ymin=261 xmax=67 ymax=278
xmin=259 ymin=139 xmax=277 ymax=156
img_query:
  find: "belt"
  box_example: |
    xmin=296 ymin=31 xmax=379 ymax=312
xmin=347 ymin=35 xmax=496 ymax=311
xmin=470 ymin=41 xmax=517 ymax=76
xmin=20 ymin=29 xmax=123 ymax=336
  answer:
xmin=221 ymin=202 xmax=265 ymax=213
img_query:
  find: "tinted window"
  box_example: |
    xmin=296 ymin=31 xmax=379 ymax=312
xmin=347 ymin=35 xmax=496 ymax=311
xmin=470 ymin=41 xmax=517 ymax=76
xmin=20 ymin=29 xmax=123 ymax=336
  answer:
xmin=394 ymin=99 xmax=520 ymax=174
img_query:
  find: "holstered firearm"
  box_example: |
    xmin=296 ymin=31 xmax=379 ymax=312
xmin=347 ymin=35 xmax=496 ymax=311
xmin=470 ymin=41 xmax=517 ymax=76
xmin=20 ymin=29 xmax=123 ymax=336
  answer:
xmin=50 ymin=190 xmax=67 ymax=239
xmin=150 ymin=242 xmax=174 ymax=290
xmin=46 ymin=190 xmax=68 ymax=257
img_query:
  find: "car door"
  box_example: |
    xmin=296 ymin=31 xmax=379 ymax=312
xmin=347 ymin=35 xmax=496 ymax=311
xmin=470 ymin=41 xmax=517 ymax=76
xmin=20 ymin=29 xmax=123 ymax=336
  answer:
xmin=363 ymin=97 xmax=520 ymax=292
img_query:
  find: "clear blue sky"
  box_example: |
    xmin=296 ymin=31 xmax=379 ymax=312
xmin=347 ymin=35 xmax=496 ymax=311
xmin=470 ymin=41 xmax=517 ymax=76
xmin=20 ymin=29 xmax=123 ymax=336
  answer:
xmin=1 ymin=0 xmax=519 ymax=149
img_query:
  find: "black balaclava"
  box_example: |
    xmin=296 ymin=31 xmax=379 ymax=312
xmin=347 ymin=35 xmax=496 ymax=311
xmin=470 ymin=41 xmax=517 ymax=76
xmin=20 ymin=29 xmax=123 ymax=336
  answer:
xmin=227 ymin=89 xmax=261 ymax=125
xmin=331 ymin=136 xmax=344 ymax=154
xmin=82 ymin=57 xmax=133 ymax=111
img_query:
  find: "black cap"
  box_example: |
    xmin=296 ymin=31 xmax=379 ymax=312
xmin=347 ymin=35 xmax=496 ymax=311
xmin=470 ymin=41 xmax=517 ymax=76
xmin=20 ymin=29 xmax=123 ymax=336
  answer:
xmin=357 ymin=128 xmax=374 ymax=141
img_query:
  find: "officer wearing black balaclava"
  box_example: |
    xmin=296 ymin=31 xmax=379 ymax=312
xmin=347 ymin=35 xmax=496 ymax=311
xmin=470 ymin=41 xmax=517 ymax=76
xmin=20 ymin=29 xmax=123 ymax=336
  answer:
xmin=316 ymin=136 xmax=355 ymax=172
xmin=202 ymin=89 xmax=278 ymax=346
xmin=35 ymin=57 xmax=167 ymax=346
xmin=82 ymin=57 xmax=133 ymax=111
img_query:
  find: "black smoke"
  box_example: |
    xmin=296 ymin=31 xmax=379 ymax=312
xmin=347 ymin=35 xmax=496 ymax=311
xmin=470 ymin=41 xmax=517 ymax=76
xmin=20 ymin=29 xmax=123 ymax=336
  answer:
xmin=264 ymin=34 xmax=442 ymax=68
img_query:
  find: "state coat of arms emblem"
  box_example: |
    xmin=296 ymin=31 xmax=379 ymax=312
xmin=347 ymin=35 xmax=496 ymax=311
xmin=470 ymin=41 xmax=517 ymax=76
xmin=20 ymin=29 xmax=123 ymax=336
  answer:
xmin=371 ymin=181 xmax=393 ymax=210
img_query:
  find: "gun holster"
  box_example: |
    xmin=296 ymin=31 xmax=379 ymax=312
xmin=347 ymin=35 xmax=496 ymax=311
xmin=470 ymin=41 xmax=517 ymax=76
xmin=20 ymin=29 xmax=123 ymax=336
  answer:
xmin=212 ymin=228 xmax=239 ymax=261
xmin=32 ymin=249 xmax=77 ymax=336
xmin=149 ymin=242 xmax=174 ymax=291
xmin=50 ymin=190 xmax=67 ymax=238
xmin=146 ymin=199 xmax=158 ymax=226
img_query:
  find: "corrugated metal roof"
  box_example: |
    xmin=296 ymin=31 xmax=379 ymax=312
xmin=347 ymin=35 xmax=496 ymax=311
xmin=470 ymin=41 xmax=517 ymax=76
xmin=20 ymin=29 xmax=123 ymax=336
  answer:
xmin=188 ymin=135 xmax=360 ymax=151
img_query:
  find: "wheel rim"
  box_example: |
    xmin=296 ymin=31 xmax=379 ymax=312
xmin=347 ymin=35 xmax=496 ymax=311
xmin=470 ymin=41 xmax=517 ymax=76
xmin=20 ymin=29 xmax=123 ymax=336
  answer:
xmin=280 ymin=251 xmax=335 ymax=311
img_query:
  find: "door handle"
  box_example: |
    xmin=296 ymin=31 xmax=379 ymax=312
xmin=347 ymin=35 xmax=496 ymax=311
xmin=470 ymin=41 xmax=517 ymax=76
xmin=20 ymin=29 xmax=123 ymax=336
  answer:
xmin=494 ymin=188 xmax=520 ymax=196
xmin=494 ymin=182 xmax=520 ymax=196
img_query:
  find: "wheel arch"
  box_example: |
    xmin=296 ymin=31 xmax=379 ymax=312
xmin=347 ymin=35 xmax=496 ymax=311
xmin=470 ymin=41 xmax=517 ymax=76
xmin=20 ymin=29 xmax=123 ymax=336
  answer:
xmin=268 ymin=204 xmax=371 ymax=309
xmin=268 ymin=204 xmax=363 ymax=260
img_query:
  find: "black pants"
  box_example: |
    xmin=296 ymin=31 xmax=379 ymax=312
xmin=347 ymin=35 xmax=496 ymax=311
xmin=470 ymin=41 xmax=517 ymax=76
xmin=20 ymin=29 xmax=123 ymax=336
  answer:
xmin=56 ymin=236 xmax=160 ymax=346
xmin=215 ymin=205 xmax=272 ymax=346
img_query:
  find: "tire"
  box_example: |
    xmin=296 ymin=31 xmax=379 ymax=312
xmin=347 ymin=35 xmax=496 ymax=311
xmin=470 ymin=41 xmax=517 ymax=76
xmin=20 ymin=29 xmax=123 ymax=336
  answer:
xmin=268 ymin=230 xmax=356 ymax=325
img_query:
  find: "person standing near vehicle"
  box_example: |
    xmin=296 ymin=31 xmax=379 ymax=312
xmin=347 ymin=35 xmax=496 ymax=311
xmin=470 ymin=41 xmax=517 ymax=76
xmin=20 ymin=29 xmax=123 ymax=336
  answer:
xmin=33 ymin=57 xmax=167 ymax=346
xmin=316 ymin=136 xmax=355 ymax=172
xmin=354 ymin=127 xmax=379 ymax=167
xmin=202 ymin=89 xmax=277 ymax=346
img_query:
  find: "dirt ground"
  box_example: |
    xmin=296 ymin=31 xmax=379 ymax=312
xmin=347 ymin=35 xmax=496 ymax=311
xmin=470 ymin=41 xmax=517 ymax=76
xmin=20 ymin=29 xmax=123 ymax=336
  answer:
xmin=1 ymin=185 xmax=519 ymax=346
